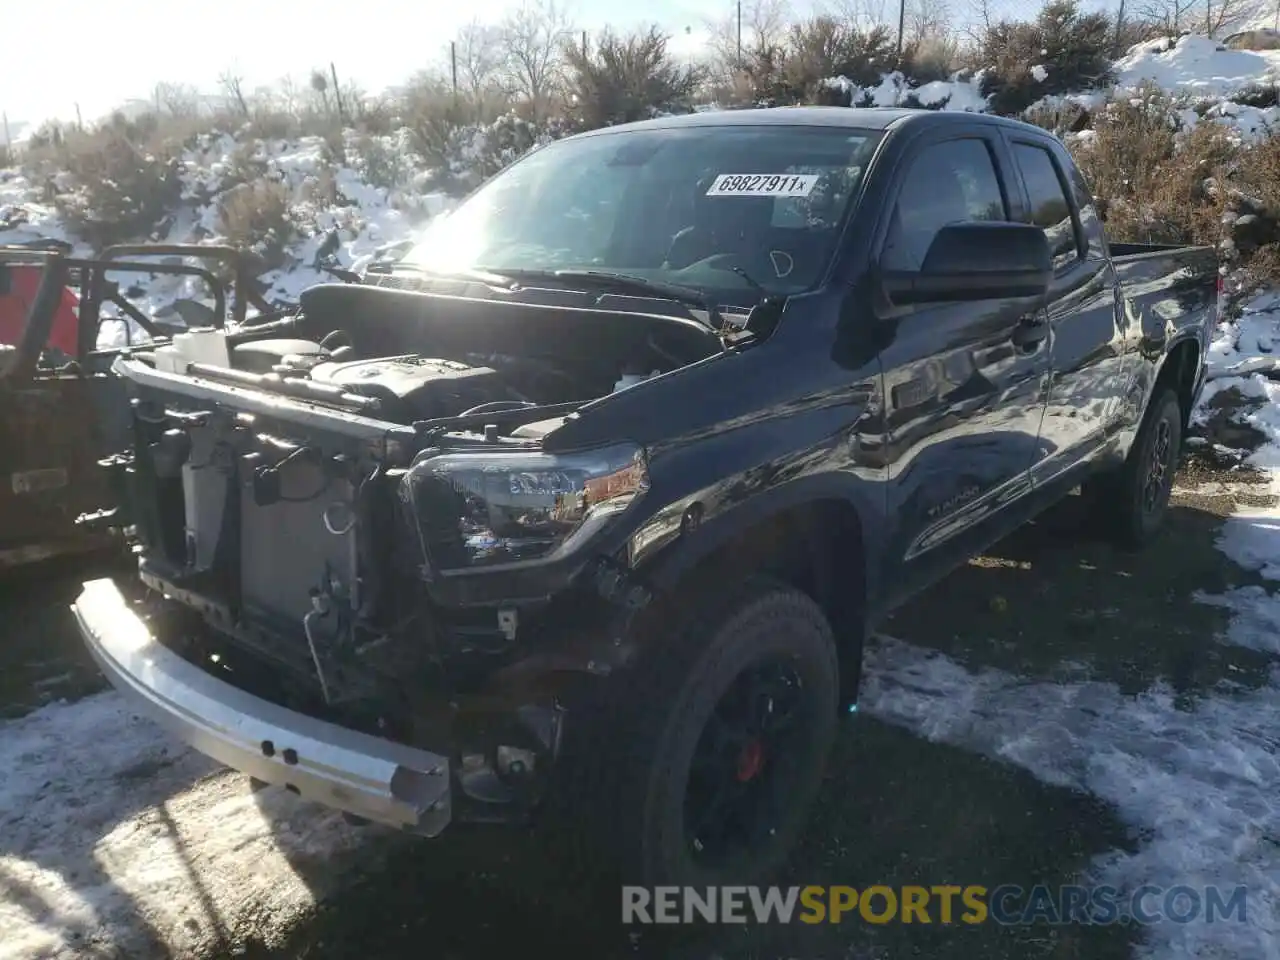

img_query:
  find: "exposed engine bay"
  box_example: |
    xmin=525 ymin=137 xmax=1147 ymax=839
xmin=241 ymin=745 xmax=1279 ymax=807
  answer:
xmin=147 ymin=281 xmax=730 ymax=434
xmin=227 ymin=338 xmax=656 ymax=426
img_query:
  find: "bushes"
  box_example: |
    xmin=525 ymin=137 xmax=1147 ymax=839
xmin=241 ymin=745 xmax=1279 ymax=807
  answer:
xmin=563 ymin=26 xmax=702 ymax=129
xmin=1066 ymin=90 xmax=1280 ymax=290
xmin=216 ymin=178 xmax=294 ymax=267
xmin=30 ymin=122 xmax=184 ymax=248
xmin=736 ymin=19 xmax=903 ymax=105
xmin=975 ymin=0 xmax=1114 ymax=115
xmin=11 ymin=1 xmax=1280 ymax=290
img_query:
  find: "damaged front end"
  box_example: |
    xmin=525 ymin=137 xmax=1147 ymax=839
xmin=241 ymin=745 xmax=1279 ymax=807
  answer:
xmin=89 ymin=280 xmax=718 ymax=826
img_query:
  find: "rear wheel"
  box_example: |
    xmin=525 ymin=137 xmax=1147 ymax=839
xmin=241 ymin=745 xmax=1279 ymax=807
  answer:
xmin=1091 ymin=387 xmax=1182 ymax=548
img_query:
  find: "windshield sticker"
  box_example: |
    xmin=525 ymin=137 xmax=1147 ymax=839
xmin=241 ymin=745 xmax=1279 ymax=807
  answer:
xmin=706 ymin=174 xmax=819 ymax=197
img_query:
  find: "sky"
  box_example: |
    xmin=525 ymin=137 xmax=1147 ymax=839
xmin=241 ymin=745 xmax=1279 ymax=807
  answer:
xmin=0 ymin=0 xmax=1135 ymax=135
xmin=0 ymin=0 xmax=757 ymax=131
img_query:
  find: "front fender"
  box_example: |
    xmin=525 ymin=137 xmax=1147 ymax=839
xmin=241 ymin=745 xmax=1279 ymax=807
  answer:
xmin=629 ymin=469 xmax=884 ymax=605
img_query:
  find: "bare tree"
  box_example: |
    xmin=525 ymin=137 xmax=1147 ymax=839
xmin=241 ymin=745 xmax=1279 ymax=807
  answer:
xmin=824 ymin=0 xmax=892 ymax=30
xmin=1133 ymin=0 xmax=1258 ymax=35
xmin=154 ymin=82 xmax=202 ymax=117
xmin=451 ymin=19 xmax=507 ymax=99
xmin=1205 ymin=0 xmax=1267 ymax=36
xmin=965 ymin=0 xmax=997 ymax=43
xmin=277 ymin=76 xmax=303 ymax=118
xmin=1136 ymin=0 xmax=1196 ymax=32
xmin=703 ymin=0 xmax=794 ymax=83
xmin=905 ymin=0 xmax=953 ymax=44
xmin=498 ymin=0 xmax=574 ymax=118
xmin=219 ymin=69 xmax=251 ymax=118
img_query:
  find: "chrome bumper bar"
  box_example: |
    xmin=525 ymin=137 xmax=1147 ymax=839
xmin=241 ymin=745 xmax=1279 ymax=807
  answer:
xmin=72 ymin=578 xmax=451 ymax=835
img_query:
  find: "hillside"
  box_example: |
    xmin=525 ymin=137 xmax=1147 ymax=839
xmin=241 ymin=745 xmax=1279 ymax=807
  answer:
xmin=3 ymin=29 xmax=1280 ymax=344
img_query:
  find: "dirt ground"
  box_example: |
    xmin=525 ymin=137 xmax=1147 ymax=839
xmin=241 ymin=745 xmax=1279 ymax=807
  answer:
xmin=1 ymin=448 xmax=1274 ymax=960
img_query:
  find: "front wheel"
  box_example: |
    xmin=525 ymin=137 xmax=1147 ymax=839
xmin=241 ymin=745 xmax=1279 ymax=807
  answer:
xmin=559 ymin=578 xmax=841 ymax=888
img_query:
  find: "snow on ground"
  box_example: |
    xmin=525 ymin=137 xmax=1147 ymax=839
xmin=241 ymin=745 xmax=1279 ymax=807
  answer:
xmin=862 ymin=634 xmax=1280 ymax=959
xmin=0 ymin=694 xmax=380 ymax=959
xmin=0 ymin=170 xmax=74 ymax=250
xmin=102 ymin=130 xmax=459 ymax=346
xmin=2 ymin=127 xmax=464 ymax=350
xmin=1116 ymin=34 xmax=1280 ymax=98
xmin=820 ymin=71 xmax=990 ymax=112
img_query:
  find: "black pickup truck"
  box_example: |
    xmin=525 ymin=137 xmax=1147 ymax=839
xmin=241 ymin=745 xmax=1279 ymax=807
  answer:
xmin=72 ymin=107 xmax=1218 ymax=889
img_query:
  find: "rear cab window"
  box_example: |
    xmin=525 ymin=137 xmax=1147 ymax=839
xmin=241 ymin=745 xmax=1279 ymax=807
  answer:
xmin=1010 ymin=141 xmax=1085 ymax=271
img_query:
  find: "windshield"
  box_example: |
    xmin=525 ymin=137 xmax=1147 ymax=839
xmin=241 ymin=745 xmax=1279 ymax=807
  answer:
xmin=401 ymin=124 xmax=881 ymax=306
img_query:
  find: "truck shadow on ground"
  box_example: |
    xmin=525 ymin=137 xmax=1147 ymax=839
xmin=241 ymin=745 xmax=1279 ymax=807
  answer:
xmin=884 ymin=464 xmax=1280 ymax=704
xmin=0 ymin=552 xmax=124 ymax=719
xmin=235 ymin=720 xmax=1137 ymax=960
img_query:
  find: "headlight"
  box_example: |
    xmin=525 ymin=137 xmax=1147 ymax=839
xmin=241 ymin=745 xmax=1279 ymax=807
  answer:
xmin=400 ymin=443 xmax=649 ymax=571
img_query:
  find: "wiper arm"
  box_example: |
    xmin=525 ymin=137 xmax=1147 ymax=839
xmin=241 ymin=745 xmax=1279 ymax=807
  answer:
xmin=545 ymin=270 xmax=727 ymax=330
xmin=391 ymin=264 xmax=530 ymax=288
xmin=394 ymin=264 xmax=732 ymax=331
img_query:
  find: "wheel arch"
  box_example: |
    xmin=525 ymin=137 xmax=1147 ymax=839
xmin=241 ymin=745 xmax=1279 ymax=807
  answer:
xmin=635 ymin=478 xmax=879 ymax=710
xmin=1152 ymin=335 xmax=1202 ymax=433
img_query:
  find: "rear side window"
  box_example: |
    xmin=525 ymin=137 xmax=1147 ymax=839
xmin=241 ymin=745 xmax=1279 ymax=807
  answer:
xmin=1067 ymin=163 xmax=1106 ymax=260
xmin=1013 ymin=142 xmax=1082 ymax=269
xmin=881 ymin=139 xmax=1007 ymax=272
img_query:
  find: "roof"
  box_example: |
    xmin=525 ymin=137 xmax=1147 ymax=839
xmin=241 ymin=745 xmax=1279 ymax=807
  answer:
xmin=568 ymin=106 xmax=1038 ymax=139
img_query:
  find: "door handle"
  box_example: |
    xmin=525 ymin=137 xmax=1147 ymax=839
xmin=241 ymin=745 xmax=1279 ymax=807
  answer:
xmin=1012 ymin=318 xmax=1049 ymax=349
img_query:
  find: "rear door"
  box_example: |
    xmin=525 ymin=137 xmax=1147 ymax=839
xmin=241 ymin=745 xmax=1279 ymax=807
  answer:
xmin=1001 ymin=132 xmax=1128 ymax=487
xmin=875 ymin=123 xmax=1052 ymax=601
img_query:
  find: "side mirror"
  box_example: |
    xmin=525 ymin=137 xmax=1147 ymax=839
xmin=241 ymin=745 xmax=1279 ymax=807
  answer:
xmin=880 ymin=221 xmax=1051 ymax=306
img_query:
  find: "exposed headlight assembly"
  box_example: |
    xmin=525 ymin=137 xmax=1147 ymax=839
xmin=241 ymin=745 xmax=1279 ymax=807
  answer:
xmin=401 ymin=443 xmax=649 ymax=571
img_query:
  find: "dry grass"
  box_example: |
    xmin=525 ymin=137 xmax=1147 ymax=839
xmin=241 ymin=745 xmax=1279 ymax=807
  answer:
xmin=24 ymin=123 xmax=184 ymax=248
xmin=1067 ymin=91 xmax=1280 ymax=291
xmin=216 ymin=179 xmax=294 ymax=268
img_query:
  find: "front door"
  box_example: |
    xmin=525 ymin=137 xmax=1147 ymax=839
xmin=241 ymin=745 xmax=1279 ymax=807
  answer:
xmin=875 ymin=129 xmax=1052 ymax=603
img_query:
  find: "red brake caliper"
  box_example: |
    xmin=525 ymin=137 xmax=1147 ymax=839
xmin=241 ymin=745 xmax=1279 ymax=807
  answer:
xmin=736 ymin=739 xmax=765 ymax=782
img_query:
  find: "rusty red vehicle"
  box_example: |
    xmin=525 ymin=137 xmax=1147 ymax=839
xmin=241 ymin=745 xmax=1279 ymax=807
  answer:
xmin=0 ymin=241 xmax=284 ymax=572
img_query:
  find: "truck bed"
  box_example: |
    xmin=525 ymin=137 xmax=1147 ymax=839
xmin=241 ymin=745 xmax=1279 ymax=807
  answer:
xmin=1109 ymin=241 xmax=1216 ymax=261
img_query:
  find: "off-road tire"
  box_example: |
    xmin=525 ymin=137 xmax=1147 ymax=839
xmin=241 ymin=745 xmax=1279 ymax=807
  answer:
xmin=1094 ymin=387 xmax=1183 ymax=549
xmin=550 ymin=576 xmax=840 ymax=890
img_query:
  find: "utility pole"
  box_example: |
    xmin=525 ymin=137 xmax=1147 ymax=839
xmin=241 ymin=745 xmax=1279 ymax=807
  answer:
xmin=2 ymin=112 xmax=10 ymax=151
xmin=74 ymin=103 xmax=83 ymax=130
xmin=450 ymin=41 xmax=458 ymax=98
xmin=330 ymin=62 xmax=346 ymax=123
xmin=896 ymin=0 xmax=906 ymax=62
xmin=737 ymin=0 xmax=742 ymax=70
